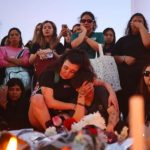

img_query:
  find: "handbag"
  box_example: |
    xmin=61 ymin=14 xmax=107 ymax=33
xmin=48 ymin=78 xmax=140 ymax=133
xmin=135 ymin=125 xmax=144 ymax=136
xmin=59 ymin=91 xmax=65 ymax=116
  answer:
xmin=4 ymin=49 xmax=31 ymax=89
xmin=90 ymin=44 xmax=121 ymax=91
xmin=34 ymin=53 xmax=58 ymax=78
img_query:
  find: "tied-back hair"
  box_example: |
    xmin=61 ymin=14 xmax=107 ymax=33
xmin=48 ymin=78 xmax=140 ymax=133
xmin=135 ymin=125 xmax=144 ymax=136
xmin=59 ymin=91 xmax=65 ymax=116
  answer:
xmin=79 ymin=11 xmax=97 ymax=31
xmin=6 ymin=78 xmax=25 ymax=102
xmin=39 ymin=20 xmax=59 ymax=50
xmin=7 ymin=27 xmax=23 ymax=48
xmin=125 ymin=13 xmax=149 ymax=35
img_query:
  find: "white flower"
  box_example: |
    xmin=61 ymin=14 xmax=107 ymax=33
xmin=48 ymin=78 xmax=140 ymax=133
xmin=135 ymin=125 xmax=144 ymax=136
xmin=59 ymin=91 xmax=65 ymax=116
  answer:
xmin=71 ymin=111 xmax=106 ymax=132
xmin=45 ymin=126 xmax=57 ymax=136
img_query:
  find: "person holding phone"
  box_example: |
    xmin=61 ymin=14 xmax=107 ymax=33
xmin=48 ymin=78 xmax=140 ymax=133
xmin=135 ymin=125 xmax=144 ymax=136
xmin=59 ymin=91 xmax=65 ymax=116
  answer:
xmin=58 ymin=24 xmax=72 ymax=51
xmin=29 ymin=20 xmax=65 ymax=88
xmin=29 ymin=20 xmax=65 ymax=65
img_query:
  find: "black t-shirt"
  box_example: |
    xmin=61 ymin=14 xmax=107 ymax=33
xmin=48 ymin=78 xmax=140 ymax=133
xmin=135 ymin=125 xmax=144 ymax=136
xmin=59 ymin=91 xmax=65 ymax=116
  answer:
xmin=39 ymin=70 xmax=77 ymax=103
xmin=1 ymin=97 xmax=30 ymax=130
xmin=30 ymin=42 xmax=65 ymax=55
xmin=39 ymin=70 xmax=77 ymax=116
xmin=86 ymin=86 xmax=109 ymax=122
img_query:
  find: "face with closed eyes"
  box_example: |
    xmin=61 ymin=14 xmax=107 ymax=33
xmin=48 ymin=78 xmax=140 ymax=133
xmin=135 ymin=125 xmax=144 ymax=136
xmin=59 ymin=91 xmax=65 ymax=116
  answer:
xmin=60 ymin=60 xmax=80 ymax=80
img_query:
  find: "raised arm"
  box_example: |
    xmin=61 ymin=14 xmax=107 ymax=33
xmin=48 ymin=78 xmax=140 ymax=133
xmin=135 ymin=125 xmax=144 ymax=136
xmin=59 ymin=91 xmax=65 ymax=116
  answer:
xmin=84 ymin=35 xmax=99 ymax=52
xmin=71 ymin=25 xmax=87 ymax=48
xmin=132 ymin=21 xmax=150 ymax=48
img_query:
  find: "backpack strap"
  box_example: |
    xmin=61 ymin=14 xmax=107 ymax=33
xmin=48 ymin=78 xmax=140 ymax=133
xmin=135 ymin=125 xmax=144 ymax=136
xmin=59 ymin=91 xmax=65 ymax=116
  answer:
xmin=16 ymin=48 xmax=25 ymax=58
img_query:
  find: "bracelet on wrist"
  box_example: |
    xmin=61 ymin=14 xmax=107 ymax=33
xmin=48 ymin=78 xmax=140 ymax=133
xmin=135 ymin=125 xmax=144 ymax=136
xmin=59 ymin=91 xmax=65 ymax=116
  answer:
xmin=77 ymin=102 xmax=85 ymax=107
xmin=122 ymin=56 xmax=126 ymax=63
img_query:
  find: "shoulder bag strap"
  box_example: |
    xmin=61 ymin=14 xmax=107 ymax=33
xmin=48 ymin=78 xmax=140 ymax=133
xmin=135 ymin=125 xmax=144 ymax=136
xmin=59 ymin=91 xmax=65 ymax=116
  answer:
xmin=95 ymin=44 xmax=103 ymax=58
xmin=16 ymin=47 xmax=25 ymax=58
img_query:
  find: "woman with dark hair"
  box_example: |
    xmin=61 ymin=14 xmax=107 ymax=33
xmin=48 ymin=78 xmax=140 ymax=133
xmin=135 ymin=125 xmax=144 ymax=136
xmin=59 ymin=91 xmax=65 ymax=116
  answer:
xmin=112 ymin=13 xmax=150 ymax=119
xmin=0 ymin=78 xmax=30 ymax=130
xmin=137 ymin=64 xmax=150 ymax=124
xmin=71 ymin=11 xmax=104 ymax=58
xmin=28 ymin=49 xmax=118 ymax=131
xmin=0 ymin=27 xmax=31 ymax=89
xmin=103 ymin=27 xmax=116 ymax=55
xmin=0 ymin=27 xmax=30 ymax=68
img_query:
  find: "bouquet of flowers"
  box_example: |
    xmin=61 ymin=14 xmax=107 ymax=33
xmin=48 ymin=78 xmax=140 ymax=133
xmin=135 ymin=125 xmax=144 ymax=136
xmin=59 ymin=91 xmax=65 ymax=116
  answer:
xmin=71 ymin=111 xmax=106 ymax=132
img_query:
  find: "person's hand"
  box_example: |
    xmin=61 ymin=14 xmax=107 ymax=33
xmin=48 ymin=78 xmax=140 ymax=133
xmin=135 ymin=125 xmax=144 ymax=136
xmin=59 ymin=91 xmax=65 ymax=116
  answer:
xmin=108 ymin=93 xmax=119 ymax=112
xmin=106 ymin=124 xmax=114 ymax=132
xmin=78 ymin=81 xmax=94 ymax=96
xmin=5 ymin=57 xmax=20 ymax=66
xmin=37 ymin=48 xmax=53 ymax=60
xmin=124 ymin=56 xmax=136 ymax=65
xmin=113 ymin=56 xmax=124 ymax=64
xmin=79 ymin=25 xmax=87 ymax=34
xmin=114 ymin=55 xmax=136 ymax=65
xmin=61 ymin=28 xmax=68 ymax=37
xmin=130 ymin=21 xmax=144 ymax=31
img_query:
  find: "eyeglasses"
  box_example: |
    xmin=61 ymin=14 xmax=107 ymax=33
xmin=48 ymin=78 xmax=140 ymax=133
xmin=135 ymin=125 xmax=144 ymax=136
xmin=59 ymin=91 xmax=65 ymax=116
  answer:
xmin=80 ymin=19 xmax=93 ymax=23
xmin=143 ymin=71 xmax=150 ymax=77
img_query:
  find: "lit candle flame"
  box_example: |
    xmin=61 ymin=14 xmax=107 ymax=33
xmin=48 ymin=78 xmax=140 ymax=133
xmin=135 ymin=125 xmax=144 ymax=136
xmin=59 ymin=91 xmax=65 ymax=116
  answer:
xmin=6 ymin=137 xmax=17 ymax=150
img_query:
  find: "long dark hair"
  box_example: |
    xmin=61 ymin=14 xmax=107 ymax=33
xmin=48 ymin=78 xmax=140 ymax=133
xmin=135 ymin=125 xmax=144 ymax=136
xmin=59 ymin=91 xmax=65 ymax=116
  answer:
xmin=137 ymin=64 xmax=150 ymax=118
xmin=7 ymin=27 xmax=23 ymax=48
xmin=125 ymin=13 xmax=149 ymax=35
xmin=6 ymin=78 xmax=25 ymax=103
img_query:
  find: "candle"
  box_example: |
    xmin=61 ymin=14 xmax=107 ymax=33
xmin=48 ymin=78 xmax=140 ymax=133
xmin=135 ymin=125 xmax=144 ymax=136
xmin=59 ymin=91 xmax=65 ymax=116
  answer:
xmin=6 ymin=137 xmax=17 ymax=150
xmin=0 ymin=132 xmax=30 ymax=150
xmin=129 ymin=95 xmax=145 ymax=150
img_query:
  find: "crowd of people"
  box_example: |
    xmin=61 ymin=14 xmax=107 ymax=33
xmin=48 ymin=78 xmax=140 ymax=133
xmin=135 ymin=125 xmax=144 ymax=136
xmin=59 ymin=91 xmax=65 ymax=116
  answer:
xmin=0 ymin=11 xmax=150 ymax=133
